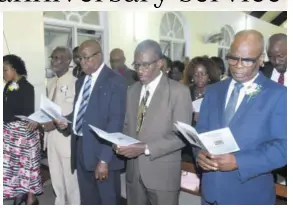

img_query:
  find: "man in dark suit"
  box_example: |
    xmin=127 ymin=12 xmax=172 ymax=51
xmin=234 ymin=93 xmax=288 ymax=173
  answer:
xmin=261 ymin=33 xmax=287 ymax=86
xmin=115 ymin=40 xmax=193 ymax=205
xmin=195 ymin=30 xmax=286 ymax=204
xmin=56 ymin=40 xmax=127 ymax=205
xmin=110 ymin=48 xmax=138 ymax=86
xmin=262 ymin=33 xmax=287 ymax=185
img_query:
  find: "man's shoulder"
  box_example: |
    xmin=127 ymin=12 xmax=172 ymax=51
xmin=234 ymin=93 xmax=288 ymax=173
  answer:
xmin=104 ymin=65 xmax=127 ymax=89
xmin=262 ymin=75 xmax=287 ymax=95
xmin=168 ymin=77 xmax=190 ymax=94
xmin=206 ymin=78 xmax=231 ymax=93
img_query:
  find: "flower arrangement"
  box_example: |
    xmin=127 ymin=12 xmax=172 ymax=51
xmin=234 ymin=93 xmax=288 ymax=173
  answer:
xmin=244 ymin=83 xmax=262 ymax=102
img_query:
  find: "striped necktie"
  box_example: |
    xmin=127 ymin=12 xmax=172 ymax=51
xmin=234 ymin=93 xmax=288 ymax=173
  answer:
xmin=75 ymin=75 xmax=92 ymax=134
xmin=136 ymin=90 xmax=150 ymax=133
xmin=223 ymin=82 xmax=243 ymax=126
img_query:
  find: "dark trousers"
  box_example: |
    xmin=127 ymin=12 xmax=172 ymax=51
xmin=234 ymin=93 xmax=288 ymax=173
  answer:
xmin=76 ymin=138 xmax=121 ymax=205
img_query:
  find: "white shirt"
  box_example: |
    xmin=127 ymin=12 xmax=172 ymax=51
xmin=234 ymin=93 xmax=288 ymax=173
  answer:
xmin=73 ymin=63 xmax=105 ymax=136
xmin=271 ymin=68 xmax=287 ymax=86
xmin=139 ymin=71 xmax=163 ymax=107
xmin=225 ymin=73 xmax=259 ymax=112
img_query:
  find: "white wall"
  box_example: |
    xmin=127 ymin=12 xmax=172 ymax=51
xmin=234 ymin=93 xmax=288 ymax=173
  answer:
xmin=3 ymin=12 xmax=46 ymax=110
xmin=3 ymin=11 xmax=286 ymax=100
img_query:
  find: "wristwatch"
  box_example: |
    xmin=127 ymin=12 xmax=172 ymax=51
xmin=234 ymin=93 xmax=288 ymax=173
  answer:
xmin=144 ymin=144 xmax=150 ymax=155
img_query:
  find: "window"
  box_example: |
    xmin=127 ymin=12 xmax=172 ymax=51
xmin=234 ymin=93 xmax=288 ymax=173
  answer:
xmin=43 ymin=11 xmax=108 ymax=70
xmin=159 ymin=12 xmax=187 ymax=61
xmin=218 ymin=25 xmax=235 ymax=71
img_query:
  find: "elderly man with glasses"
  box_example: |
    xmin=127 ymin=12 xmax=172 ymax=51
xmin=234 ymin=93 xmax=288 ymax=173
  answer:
xmin=193 ymin=30 xmax=287 ymax=205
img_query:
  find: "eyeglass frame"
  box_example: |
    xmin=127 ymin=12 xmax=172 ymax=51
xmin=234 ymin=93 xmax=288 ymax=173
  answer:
xmin=225 ymin=53 xmax=263 ymax=67
xmin=77 ymin=51 xmax=100 ymax=62
xmin=132 ymin=58 xmax=161 ymax=71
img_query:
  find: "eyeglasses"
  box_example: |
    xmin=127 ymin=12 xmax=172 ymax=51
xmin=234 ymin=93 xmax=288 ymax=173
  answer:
xmin=225 ymin=54 xmax=262 ymax=67
xmin=132 ymin=59 xmax=159 ymax=70
xmin=77 ymin=51 xmax=100 ymax=62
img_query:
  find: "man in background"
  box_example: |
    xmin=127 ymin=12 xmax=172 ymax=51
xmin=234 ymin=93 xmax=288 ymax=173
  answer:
xmin=110 ymin=48 xmax=138 ymax=86
xmin=262 ymin=33 xmax=287 ymax=86
xmin=72 ymin=46 xmax=85 ymax=78
xmin=263 ymin=33 xmax=287 ymax=185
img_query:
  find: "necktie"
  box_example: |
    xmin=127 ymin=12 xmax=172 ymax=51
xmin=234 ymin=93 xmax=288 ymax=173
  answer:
xmin=278 ymin=73 xmax=284 ymax=85
xmin=224 ymin=82 xmax=243 ymax=126
xmin=136 ymin=90 xmax=150 ymax=133
xmin=75 ymin=75 xmax=92 ymax=134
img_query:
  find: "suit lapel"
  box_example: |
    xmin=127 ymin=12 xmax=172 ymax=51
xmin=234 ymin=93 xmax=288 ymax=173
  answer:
xmin=87 ymin=66 xmax=109 ymax=106
xmin=139 ymin=76 xmax=167 ymax=135
xmin=130 ymin=83 xmax=142 ymax=135
xmin=48 ymin=77 xmax=58 ymax=100
xmin=229 ymin=73 xmax=267 ymax=126
xmin=218 ymin=78 xmax=232 ymax=128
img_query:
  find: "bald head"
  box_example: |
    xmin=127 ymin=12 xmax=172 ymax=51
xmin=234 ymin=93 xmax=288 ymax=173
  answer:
xmin=228 ymin=30 xmax=265 ymax=83
xmin=78 ymin=40 xmax=103 ymax=74
xmin=110 ymin=48 xmax=126 ymax=70
xmin=233 ymin=30 xmax=265 ymax=55
xmin=267 ymin=33 xmax=287 ymax=73
xmin=80 ymin=40 xmax=102 ymax=55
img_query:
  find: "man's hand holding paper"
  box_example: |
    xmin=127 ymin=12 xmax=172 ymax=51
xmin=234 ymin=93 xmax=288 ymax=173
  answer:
xmin=116 ymin=143 xmax=146 ymax=158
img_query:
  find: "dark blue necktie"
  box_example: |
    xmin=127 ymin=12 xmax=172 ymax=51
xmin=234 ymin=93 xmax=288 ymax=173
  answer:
xmin=75 ymin=75 xmax=92 ymax=134
xmin=224 ymin=82 xmax=243 ymax=126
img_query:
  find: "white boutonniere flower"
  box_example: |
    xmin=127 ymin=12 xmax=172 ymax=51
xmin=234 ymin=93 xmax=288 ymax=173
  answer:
xmin=8 ymin=82 xmax=19 ymax=92
xmin=244 ymin=83 xmax=262 ymax=102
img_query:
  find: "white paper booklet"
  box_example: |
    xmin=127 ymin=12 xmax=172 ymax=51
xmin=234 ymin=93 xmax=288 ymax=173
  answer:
xmin=40 ymin=94 xmax=71 ymax=123
xmin=16 ymin=111 xmax=51 ymax=123
xmin=174 ymin=121 xmax=240 ymax=155
xmin=16 ymin=95 xmax=71 ymax=123
xmin=89 ymin=124 xmax=140 ymax=146
xmin=192 ymin=98 xmax=203 ymax=112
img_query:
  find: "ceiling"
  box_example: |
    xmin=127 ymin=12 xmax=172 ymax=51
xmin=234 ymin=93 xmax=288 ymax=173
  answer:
xmin=244 ymin=11 xmax=287 ymax=28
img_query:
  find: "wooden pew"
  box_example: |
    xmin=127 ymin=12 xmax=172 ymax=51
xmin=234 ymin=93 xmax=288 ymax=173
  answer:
xmin=181 ymin=162 xmax=287 ymax=199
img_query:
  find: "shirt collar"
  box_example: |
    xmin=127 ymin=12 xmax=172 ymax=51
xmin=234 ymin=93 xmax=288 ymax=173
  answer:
xmin=230 ymin=72 xmax=259 ymax=88
xmin=142 ymin=71 xmax=163 ymax=93
xmin=273 ymin=68 xmax=287 ymax=75
xmin=90 ymin=63 xmax=105 ymax=79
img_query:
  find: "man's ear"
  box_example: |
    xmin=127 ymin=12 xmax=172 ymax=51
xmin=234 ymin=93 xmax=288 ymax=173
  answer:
xmin=259 ymin=53 xmax=265 ymax=67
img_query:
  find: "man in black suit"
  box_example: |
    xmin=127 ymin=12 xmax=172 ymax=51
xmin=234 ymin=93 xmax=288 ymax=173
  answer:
xmin=56 ymin=40 xmax=127 ymax=205
xmin=110 ymin=48 xmax=138 ymax=86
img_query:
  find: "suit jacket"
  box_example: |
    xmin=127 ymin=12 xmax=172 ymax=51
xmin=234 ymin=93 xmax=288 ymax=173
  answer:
xmin=65 ymin=65 xmax=127 ymax=173
xmin=44 ymin=70 xmax=76 ymax=156
xmin=124 ymin=75 xmax=193 ymax=191
xmin=195 ymin=72 xmax=287 ymax=205
xmin=3 ymin=77 xmax=34 ymax=123
xmin=260 ymin=61 xmax=274 ymax=79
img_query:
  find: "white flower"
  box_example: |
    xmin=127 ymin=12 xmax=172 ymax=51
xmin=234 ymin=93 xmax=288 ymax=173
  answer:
xmin=244 ymin=83 xmax=262 ymax=102
xmin=60 ymin=85 xmax=68 ymax=93
xmin=8 ymin=82 xmax=19 ymax=91
xmin=244 ymin=83 xmax=259 ymax=95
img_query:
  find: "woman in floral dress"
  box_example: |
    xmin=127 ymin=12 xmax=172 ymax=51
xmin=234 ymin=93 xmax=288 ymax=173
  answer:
xmin=3 ymin=54 xmax=43 ymax=205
